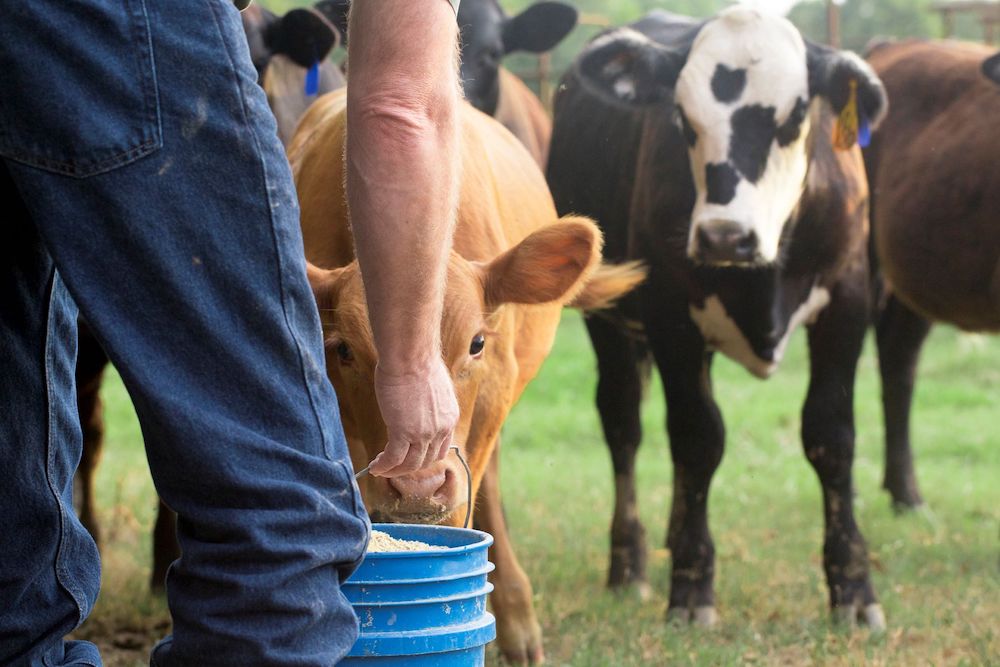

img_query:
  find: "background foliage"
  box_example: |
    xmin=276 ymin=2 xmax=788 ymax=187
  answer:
xmin=261 ymin=0 xmax=994 ymax=96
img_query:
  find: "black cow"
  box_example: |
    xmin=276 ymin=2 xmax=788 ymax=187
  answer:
xmin=457 ymin=0 xmax=577 ymax=166
xmin=547 ymin=7 xmax=888 ymax=626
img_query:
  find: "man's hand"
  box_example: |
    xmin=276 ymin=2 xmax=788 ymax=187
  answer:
xmin=367 ymin=357 xmax=459 ymax=477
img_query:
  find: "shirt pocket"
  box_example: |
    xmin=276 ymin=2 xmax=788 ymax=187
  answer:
xmin=0 ymin=0 xmax=161 ymax=178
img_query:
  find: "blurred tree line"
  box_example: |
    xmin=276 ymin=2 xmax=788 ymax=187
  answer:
xmin=259 ymin=0 xmax=993 ymax=96
xmin=788 ymin=0 xmax=986 ymax=51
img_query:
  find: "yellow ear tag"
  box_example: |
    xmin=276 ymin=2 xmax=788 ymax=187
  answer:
xmin=832 ymin=79 xmax=859 ymax=150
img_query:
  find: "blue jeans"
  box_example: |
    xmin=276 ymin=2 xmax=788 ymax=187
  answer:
xmin=0 ymin=2 xmax=370 ymax=665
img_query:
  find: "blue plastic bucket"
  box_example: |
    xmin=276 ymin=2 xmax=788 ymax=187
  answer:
xmin=339 ymin=523 xmax=496 ymax=666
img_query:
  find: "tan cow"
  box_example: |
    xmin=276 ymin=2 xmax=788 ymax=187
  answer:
xmin=289 ymin=89 xmax=644 ymax=664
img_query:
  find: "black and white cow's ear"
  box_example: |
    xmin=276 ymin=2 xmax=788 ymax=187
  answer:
xmin=502 ymin=1 xmax=578 ymax=55
xmin=982 ymin=52 xmax=1000 ymax=86
xmin=807 ymin=41 xmax=888 ymax=130
xmin=576 ymin=28 xmax=688 ymax=107
xmin=265 ymin=8 xmax=340 ymax=69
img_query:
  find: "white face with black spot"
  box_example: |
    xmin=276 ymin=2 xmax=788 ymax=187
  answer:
xmin=675 ymin=7 xmax=811 ymax=265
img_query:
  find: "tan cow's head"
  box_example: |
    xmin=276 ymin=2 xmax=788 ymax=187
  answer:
xmin=308 ymin=217 xmax=603 ymax=526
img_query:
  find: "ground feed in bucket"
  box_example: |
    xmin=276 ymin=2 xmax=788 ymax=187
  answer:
xmin=367 ymin=529 xmax=447 ymax=553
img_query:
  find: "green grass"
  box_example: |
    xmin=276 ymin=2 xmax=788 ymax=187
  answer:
xmin=73 ymin=311 xmax=999 ymax=665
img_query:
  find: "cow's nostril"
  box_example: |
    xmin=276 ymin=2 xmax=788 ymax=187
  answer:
xmin=387 ymin=468 xmax=448 ymax=500
xmin=697 ymin=226 xmax=715 ymax=251
xmin=696 ymin=221 xmax=758 ymax=265
xmin=737 ymin=230 xmax=758 ymax=254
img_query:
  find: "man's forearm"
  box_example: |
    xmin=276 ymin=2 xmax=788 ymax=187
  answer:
xmin=346 ymin=0 xmax=461 ymax=377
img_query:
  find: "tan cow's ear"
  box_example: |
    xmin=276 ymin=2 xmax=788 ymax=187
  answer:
xmin=481 ymin=216 xmax=603 ymax=309
xmin=306 ymin=262 xmax=345 ymax=312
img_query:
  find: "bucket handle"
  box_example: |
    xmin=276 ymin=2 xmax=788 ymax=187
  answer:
xmin=355 ymin=445 xmax=473 ymax=529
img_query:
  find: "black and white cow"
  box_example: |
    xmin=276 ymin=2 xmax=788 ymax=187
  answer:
xmin=546 ymin=7 xmax=888 ymax=626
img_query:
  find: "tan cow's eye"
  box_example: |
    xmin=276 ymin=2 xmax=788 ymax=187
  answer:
xmin=336 ymin=341 xmax=353 ymax=363
xmin=469 ymin=334 xmax=486 ymax=358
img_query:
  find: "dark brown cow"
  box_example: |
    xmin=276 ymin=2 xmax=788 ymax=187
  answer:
xmin=547 ymin=8 xmax=889 ymax=626
xmin=864 ymin=40 xmax=1000 ymax=509
xmin=289 ymin=88 xmax=644 ymax=663
xmin=73 ymin=3 xmax=347 ymax=589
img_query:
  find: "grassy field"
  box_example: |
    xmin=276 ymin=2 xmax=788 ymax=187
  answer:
xmin=72 ymin=311 xmax=998 ymax=665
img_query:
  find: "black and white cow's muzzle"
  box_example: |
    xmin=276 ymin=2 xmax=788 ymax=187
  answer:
xmin=692 ymin=219 xmax=761 ymax=266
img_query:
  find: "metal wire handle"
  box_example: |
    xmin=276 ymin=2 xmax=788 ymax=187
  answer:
xmin=355 ymin=445 xmax=472 ymax=529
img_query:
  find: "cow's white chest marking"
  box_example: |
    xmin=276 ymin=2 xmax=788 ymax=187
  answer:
xmin=689 ymin=286 xmax=830 ymax=378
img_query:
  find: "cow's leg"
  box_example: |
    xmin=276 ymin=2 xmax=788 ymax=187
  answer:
xmin=645 ymin=299 xmax=723 ymax=626
xmin=150 ymin=501 xmax=179 ymax=591
xmin=585 ymin=312 xmax=651 ymax=595
xmin=475 ymin=445 xmax=542 ymax=665
xmin=803 ymin=275 xmax=885 ymax=629
xmin=74 ymin=320 xmax=109 ymax=548
xmin=875 ymin=294 xmax=931 ymax=510
xmin=661 ymin=352 xmax=724 ymax=626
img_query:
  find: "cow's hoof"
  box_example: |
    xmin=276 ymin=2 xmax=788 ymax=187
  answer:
xmin=890 ymin=496 xmax=925 ymax=514
xmin=496 ymin=619 xmax=544 ymax=665
xmin=610 ymin=580 xmax=652 ymax=601
xmin=692 ymin=605 xmax=719 ymax=628
xmin=832 ymin=602 xmax=886 ymax=632
xmin=863 ymin=603 xmax=887 ymax=632
xmin=666 ymin=605 xmax=718 ymax=628
xmin=884 ymin=476 xmax=924 ymax=512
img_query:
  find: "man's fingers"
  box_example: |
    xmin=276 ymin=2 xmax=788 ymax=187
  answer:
xmin=370 ymin=430 xmax=454 ymax=477
xmin=368 ymin=438 xmax=408 ymax=476
xmin=372 ymin=437 xmax=431 ymax=477
xmin=412 ymin=426 xmax=451 ymax=471
xmin=395 ymin=441 xmax=428 ymax=476
xmin=434 ymin=430 xmax=452 ymax=464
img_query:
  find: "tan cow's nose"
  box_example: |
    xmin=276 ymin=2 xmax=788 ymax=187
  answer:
xmin=387 ymin=467 xmax=448 ymax=501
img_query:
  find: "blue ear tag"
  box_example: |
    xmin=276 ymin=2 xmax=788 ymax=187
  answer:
xmin=305 ymin=61 xmax=320 ymax=96
xmin=858 ymin=117 xmax=871 ymax=148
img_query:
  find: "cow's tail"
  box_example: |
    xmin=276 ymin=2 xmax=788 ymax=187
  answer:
xmin=567 ymin=260 xmax=646 ymax=311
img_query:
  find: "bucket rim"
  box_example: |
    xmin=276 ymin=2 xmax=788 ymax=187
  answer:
xmin=364 ymin=523 xmax=493 ymax=557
